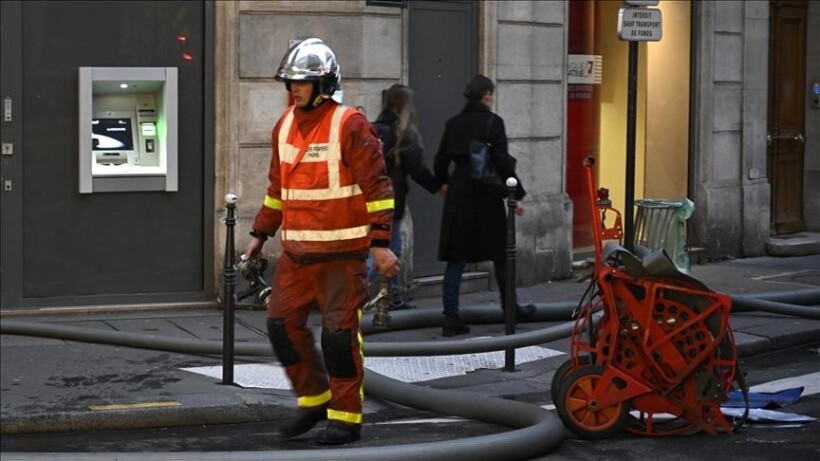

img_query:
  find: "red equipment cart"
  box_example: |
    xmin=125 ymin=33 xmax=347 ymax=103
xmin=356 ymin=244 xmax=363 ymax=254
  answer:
xmin=553 ymin=156 xmax=747 ymax=438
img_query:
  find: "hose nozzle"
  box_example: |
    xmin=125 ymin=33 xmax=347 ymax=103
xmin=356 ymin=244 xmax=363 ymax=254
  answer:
xmin=370 ymin=274 xmax=392 ymax=330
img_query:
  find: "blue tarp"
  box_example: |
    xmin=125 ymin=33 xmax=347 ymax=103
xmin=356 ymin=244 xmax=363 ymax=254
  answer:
xmin=722 ymin=387 xmax=804 ymax=409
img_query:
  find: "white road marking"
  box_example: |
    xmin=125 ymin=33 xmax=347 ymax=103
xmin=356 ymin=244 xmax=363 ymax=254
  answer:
xmin=372 ymin=417 xmax=463 ymax=425
xmin=748 ymin=371 xmax=820 ymax=397
xmin=751 ymin=270 xmax=816 ymax=281
xmin=181 ymin=345 xmax=565 ymax=389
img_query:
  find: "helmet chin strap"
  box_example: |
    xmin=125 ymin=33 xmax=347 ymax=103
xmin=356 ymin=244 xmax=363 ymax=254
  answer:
xmin=299 ymin=83 xmax=326 ymax=111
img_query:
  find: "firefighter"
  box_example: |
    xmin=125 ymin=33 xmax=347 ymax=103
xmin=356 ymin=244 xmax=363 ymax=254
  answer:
xmin=243 ymin=38 xmax=399 ymax=446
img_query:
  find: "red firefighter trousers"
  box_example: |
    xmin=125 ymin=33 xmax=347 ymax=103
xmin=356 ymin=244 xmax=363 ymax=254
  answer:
xmin=268 ymin=252 xmax=368 ymax=425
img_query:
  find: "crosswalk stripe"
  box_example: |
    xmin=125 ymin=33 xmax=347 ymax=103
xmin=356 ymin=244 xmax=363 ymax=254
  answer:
xmin=748 ymin=371 xmax=820 ymax=396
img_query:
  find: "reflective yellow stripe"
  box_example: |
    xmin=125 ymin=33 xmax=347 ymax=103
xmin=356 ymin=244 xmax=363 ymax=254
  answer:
xmin=282 ymin=185 xmax=362 ymax=201
xmin=283 ymin=225 xmax=369 ymax=242
xmin=297 ymin=389 xmax=331 ymax=409
xmin=263 ymin=195 xmax=283 ymax=210
xmin=327 ymin=409 xmax=362 ymax=425
xmin=366 ymin=198 xmax=394 ymax=213
xmin=358 ymin=330 xmax=365 ymax=403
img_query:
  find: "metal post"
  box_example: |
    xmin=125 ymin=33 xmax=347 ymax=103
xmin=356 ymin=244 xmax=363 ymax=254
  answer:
xmin=504 ymin=177 xmax=518 ymax=372
xmin=624 ymin=40 xmax=638 ymax=252
xmin=222 ymin=193 xmax=238 ymax=385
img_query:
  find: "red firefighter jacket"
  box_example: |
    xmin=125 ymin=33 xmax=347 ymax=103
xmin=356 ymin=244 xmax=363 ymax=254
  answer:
xmin=252 ymin=101 xmax=394 ymax=257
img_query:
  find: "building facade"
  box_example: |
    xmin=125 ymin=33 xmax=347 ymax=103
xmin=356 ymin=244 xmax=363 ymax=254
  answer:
xmin=1 ymin=0 xmax=816 ymax=311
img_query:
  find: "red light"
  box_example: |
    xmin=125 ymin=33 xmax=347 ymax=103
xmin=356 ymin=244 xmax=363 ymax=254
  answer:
xmin=177 ymin=34 xmax=188 ymax=43
xmin=182 ymin=53 xmax=194 ymax=61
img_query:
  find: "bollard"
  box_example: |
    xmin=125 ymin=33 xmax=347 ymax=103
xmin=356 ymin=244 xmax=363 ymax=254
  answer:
xmin=504 ymin=177 xmax=518 ymax=372
xmin=221 ymin=193 xmax=238 ymax=385
xmin=371 ymin=273 xmax=391 ymax=330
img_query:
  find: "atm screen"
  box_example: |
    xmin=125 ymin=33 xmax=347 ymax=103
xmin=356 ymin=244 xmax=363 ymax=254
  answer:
xmin=92 ymin=118 xmax=134 ymax=151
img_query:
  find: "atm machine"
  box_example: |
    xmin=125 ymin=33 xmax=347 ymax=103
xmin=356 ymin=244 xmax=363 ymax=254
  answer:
xmin=78 ymin=67 xmax=177 ymax=193
xmin=92 ymin=111 xmax=137 ymax=166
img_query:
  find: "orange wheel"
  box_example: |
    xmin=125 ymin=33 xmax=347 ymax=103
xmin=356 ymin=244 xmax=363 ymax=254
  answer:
xmin=550 ymin=356 xmax=591 ymax=404
xmin=556 ymin=366 xmax=628 ymax=439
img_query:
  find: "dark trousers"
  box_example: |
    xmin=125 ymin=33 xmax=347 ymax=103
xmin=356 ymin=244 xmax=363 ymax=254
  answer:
xmin=442 ymin=259 xmax=515 ymax=317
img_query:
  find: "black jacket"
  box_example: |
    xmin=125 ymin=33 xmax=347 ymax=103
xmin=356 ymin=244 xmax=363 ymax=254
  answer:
xmin=372 ymin=111 xmax=440 ymax=220
xmin=433 ymin=102 xmax=525 ymax=263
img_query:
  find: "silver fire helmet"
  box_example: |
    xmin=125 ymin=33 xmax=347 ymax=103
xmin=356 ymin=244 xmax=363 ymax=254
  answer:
xmin=275 ymin=38 xmax=343 ymax=103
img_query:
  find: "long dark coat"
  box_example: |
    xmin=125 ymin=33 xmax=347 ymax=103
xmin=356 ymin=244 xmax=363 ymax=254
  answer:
xmin=433 ymin=102 xmax=525 ymax=263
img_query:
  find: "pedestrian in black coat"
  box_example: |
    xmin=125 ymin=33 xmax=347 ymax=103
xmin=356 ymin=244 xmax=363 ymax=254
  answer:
xmin=433 ymin=74 xmax=535 ymax=337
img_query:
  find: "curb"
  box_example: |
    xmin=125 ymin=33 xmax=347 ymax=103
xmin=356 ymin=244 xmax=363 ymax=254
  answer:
xmin=734 ymin=325 xmax=820 ymax=357
xmin=1 ymin=393 xmax=288 ymax=435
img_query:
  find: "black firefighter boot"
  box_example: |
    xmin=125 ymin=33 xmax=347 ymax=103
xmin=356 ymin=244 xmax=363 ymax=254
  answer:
xmin=277 ymin=404 xmax=328 ymax=440
xmin=315 ymin=420 xmax=362 ymax=445
xmin=442 ymin=314 xmax=470 ymax=337
xmin=268 ymin=317 xmax=329 ymax=440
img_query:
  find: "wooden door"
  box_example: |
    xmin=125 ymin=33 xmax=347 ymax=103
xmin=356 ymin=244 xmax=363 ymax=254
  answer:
xmin=768 ymin=0 xmax=807 ymax=234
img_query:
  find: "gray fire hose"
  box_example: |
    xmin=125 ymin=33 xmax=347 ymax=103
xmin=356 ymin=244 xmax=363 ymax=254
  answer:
xmin=1 ymin=288 xmax=817 ymax=461
xmin=729 ymin=288 xmax=820 ymax=319
xmin=0 ymin=372 xmax=559 ymax=461
xmin=1 ymin=310 xmax=568 ymax=461
xmin=1 ymin=305 xmax=578 ymax=358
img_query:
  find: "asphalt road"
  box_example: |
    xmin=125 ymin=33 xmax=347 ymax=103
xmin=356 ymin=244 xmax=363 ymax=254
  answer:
xmin=3 ymin=342 xmax=818 ymax=460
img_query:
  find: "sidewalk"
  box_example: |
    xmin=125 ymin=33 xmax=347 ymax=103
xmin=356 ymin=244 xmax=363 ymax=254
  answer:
xmin=1 ymin=255 xmax=818 ymax=435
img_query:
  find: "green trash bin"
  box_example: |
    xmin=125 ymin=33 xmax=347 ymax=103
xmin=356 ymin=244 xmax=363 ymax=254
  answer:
xmin=633 ymin=198 xmax=695 ymax=273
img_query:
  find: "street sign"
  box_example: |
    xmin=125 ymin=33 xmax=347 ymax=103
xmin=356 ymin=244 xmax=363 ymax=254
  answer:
xmin=618 ymin=7 xmax=662 ymax=41
xmin=567 ymin=54 xmax=603 ymax=85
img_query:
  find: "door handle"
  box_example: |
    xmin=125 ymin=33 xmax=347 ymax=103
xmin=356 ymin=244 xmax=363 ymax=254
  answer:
xmin=793 ymin=133 xmax=804 ymax=144
xmin=767 ymin=134 xmax=773 ymax=147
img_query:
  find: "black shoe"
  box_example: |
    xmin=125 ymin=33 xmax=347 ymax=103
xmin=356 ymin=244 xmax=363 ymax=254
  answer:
xmin=515 ymin=304 xmax=536 ymax=321
xmin=277 ymin=405 xmax=328 ymax=440
xmin=442 ymin=315 xmax=470 ymax=337
xmin=315 ymin=420 xmax=361 ymax=445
